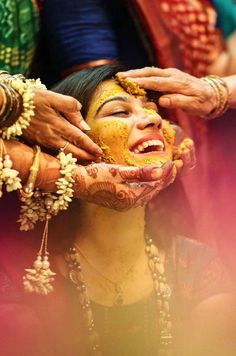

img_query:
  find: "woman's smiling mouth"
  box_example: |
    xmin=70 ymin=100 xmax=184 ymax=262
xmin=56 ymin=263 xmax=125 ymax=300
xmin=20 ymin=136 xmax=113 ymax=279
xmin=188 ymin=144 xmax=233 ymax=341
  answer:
xmin=130 ymin=134 xmax=165 ymax=155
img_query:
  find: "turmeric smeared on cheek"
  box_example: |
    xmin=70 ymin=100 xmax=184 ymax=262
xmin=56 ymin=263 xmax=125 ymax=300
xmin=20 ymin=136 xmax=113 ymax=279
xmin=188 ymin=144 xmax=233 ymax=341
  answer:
xmin=86 ymin=79 xmax=175 ymax=168
xmin=89 ymin=120 xmax=130 ymax=165
xmin=89 ymin=119 xmax=173 ymax=168
xmin=162 ymin=120 xmax=175 ymax=147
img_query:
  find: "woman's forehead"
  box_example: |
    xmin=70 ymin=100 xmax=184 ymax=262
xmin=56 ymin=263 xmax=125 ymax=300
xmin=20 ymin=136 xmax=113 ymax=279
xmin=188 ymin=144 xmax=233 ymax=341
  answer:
xmin=89 ymin=79 xmax=147 ymax=115
xmin=94 ymin=79 xmax=128 ymax=102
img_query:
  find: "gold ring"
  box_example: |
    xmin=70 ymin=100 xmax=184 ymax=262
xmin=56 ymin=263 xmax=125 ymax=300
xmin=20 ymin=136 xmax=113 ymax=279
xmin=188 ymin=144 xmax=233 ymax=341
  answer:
xmin=60 ymin=142 xmax=69 ymax=152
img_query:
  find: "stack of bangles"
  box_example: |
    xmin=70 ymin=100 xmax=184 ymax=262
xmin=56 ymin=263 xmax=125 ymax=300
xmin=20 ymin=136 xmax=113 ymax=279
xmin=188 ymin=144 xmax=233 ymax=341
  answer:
xmin=0 ymin=70 xmax=45 ymax=139
xmin=0 ymin=82 xmax=22 ymax=128
xmin=201 ymin=75 xmax=230 ymax=119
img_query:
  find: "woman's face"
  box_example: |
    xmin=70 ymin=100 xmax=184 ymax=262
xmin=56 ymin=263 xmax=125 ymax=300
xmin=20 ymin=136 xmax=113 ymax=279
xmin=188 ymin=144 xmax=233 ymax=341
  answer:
xmin=86 ymin=79 xmax=175 ymax=167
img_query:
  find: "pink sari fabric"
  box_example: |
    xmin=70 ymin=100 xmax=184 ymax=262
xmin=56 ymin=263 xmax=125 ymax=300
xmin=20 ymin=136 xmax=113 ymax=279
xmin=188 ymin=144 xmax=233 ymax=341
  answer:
xmin=0 ymin=234 xmax=88 ymax=355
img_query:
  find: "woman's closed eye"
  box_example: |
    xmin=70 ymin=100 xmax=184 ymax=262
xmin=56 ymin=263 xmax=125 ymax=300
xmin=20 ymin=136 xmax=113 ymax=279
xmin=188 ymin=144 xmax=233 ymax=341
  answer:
xmin=110 ymin=109 xmax=130 ymax=117
xmin=103 ymin=104 xmax=131 ymax=118
xmin=97 ymin=100 xmax=132 ymax=118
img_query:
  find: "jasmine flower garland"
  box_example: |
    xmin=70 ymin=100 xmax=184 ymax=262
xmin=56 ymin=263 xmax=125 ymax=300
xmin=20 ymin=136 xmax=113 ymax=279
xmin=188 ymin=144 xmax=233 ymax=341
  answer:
xmin=18 ymin=151 xmax=77 ymax=231
xmin=0 ymin=77 xmax=46 ymax=139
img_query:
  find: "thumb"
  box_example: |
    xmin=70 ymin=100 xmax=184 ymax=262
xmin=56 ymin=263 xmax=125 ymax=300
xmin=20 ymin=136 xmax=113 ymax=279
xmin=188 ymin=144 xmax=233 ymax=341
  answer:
xmin=118 ymin=163 xmax=173 ymax=182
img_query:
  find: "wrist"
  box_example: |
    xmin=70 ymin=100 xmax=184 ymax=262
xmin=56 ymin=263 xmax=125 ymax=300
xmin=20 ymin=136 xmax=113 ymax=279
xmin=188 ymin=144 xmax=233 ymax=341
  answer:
xmin=0 ymin=75 xmax=46 ymax=139
xmin=222 ymin=76 xmax=236 ymax=109
xmin=0 ymin=83 xmax=22 ymax=128
xmin=205 ymin=81 xmax=218 ymax=114
xmin=35 ymin=152 xmax=61 ymax=191
xmin=201 ymin=75 xmax=230 ymax=119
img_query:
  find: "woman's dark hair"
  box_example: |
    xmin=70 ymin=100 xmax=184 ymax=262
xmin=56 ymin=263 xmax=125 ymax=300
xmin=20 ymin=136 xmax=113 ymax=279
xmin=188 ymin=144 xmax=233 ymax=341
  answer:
xmin=52 ymin=62 xmax=125 ymax=118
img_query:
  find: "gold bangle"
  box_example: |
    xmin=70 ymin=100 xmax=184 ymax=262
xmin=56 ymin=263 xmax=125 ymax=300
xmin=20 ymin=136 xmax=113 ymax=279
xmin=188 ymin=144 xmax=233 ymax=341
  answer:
xmin=201 ymin=75 xmax=229 ymax=119
xmin=208 ymin=75 xmax=230 ymax=115
xmin=0 ymin=137 xmax=4 ymax=157
xmin=201 ymin=77 xmax=220 ymax=118
xmin=19 ymin=145 xmax=41 ymax=200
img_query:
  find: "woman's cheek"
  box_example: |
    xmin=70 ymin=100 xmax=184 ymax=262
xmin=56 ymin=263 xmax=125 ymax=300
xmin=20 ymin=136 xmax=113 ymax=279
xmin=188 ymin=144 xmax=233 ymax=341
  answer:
xmin=162 ymin=120 xmax=175 ymax=159
xmin=88 ymin=119 xmax=130 ymax=165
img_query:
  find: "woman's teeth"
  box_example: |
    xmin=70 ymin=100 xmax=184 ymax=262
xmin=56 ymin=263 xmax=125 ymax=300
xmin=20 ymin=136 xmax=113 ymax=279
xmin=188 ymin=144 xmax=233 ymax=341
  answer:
xmin=133 ymin=139 xmax=164 ymax=154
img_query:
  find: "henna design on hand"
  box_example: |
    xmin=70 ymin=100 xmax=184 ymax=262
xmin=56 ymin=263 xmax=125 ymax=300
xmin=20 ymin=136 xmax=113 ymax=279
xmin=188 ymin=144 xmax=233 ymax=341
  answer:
xmin=73 ymin=161 xmax=177 ymax=211
xmin=108 ymin=167 xmax=118 ymax=177
xmin=84 ymin=181 xmax=137 ymax=210
xmin=85 ymin=165 xmax=98 ymax=179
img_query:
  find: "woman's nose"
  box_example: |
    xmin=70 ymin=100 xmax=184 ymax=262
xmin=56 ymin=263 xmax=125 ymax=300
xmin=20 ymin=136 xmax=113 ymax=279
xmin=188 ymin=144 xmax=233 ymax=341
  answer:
xmin=136 ymin=110 xmax=162 ymax=131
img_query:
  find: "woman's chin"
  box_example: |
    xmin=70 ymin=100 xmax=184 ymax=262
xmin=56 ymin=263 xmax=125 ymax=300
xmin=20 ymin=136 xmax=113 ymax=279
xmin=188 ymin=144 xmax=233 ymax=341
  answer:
xmin=101 ymin=147 xmax=173 ymax=167
xmin=123 ymin=150 xmax=173 ymax=168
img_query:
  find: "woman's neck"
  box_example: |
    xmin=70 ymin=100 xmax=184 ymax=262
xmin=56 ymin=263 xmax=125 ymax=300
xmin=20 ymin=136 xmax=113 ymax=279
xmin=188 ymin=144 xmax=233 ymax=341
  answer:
xmin=75 ymin=203 xmax=146 ymax=263
xmin=61 ymin=203 xmax=156 ymax=306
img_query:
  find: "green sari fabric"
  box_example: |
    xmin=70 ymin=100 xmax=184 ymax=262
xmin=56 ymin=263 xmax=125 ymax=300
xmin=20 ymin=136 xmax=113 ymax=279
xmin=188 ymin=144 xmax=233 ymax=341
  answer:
xmin=214 ymin=0 xmax=236 ymax=38
xmin=0 ymin=0 xmax=39 ymax=76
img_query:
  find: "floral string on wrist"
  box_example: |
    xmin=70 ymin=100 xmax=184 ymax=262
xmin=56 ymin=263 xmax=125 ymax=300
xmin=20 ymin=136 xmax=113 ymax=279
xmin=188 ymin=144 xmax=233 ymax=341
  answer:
xmin=18 ymin=150 xmax=77 ymax=231
xmin=0 ymin=73 xmax=46 ymax=139
xmin=21 ymin=148 xmax=77 ymax=295
xmin=0 ymin=138 xmax=22 ymax=197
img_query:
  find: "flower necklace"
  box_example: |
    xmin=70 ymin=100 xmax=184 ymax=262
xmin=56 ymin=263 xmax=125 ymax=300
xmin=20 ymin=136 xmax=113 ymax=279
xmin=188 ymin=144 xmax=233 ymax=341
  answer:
xmin=65 ymin=235 xmax=173 ymax=356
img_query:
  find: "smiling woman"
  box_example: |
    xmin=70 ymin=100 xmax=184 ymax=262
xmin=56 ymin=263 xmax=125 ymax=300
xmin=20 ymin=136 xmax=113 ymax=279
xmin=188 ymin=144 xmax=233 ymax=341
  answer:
xmin=0 ymin=64 xmax=234 ymax=356
xmin=86 ymin=78 xmax=174 ymax=168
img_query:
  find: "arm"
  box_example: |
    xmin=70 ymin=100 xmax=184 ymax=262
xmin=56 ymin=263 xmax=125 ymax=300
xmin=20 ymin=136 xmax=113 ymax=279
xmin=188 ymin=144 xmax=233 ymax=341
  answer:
xmin=2 ymin=138 xmax=195 ymax=210
xmin=208 ymin=31 xmax=236 ymax=76
xmin=181 ymin=294 xmax=236 ymax=356
xmin=175 ymin=238 xmax=236 ymax=356
xmin=187 ymin=254 xmax=236 ymax=356
xmin=117 ymin=67 xmax=236 ymax=116
xmin=223 ymin=74 xmax=236 ymax=108
xmin=0 ymin=77 xmax=102 ymax=160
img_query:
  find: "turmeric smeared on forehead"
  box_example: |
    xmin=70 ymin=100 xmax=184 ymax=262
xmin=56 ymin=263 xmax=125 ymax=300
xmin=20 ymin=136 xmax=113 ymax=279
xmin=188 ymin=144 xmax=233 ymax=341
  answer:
xmin=87 ymin=81 xmax=126 ymax=119
xmin=115 ymin=75 xmax=146 ymax=96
